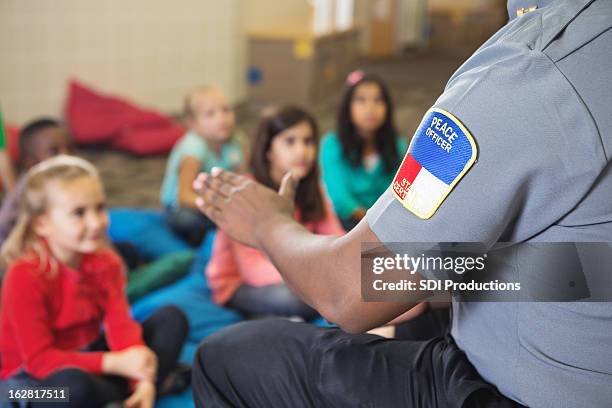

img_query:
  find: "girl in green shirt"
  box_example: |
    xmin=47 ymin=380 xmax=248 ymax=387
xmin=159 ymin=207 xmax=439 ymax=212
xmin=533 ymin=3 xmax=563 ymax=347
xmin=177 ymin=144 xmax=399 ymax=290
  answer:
xmin=320 ymin=71 xmax=407 ymax=230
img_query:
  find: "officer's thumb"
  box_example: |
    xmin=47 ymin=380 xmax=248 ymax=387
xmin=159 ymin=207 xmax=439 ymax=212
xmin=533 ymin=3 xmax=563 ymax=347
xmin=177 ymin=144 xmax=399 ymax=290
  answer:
xmin=279 ymin=171 xmax=297 ymax=202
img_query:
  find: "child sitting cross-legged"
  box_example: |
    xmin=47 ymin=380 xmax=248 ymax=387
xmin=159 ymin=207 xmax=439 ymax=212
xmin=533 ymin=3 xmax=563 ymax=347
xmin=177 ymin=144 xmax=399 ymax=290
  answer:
xmin=161 ymin=86 xmax=246 ymax=247
xmin=0 ymin=155 xmax=190 ymax=408
xmin=206 ymin=106 xmax=345 ymax=321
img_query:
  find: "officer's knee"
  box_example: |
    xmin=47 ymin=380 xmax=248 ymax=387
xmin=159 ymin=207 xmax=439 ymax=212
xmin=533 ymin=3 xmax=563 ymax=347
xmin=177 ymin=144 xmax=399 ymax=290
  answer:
xmin=195 ymin=334 xmax=221 ymax=373
xmin=193 ymin=327 xmax=237 ymax=388
xmin=196 ymin=320 xmax=295 ymax=366
xmin=194 ymin=319 xmax=297 ymax=390
xmin=197 ymin=321 xmax=262 ymax=361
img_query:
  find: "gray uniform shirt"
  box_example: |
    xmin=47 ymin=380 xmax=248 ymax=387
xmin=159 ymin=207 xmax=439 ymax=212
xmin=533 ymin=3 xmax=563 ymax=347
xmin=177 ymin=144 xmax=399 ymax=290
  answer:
xmin=365 ymin=1 xmax=612 ymax=406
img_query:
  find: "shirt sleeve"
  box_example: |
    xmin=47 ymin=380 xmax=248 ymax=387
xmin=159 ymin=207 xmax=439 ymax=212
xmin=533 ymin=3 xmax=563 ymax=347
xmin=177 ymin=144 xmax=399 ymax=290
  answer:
xmin=99 ymin=251 xmax=144 ymax=351
xmin=319 ymin=134 xmax=363 ymax=219
xmin=3 ymin=265 xmax=104 ymax=379
xmin=206 ymin=231 xmax=243 ymax=305
xmin=366 ymin=48 xmax=605 ymax=247
xmin=178 ymin=133 xmax=207 ymax=163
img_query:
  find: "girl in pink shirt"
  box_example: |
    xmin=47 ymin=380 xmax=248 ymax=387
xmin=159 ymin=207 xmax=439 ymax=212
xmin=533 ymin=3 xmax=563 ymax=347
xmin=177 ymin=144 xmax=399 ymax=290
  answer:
xmin=206 ymin=106 xmax=344 ymax=320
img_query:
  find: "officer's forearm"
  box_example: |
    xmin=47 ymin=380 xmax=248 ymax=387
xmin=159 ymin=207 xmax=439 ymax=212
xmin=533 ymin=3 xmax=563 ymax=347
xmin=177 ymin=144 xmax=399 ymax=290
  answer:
xmin=256 ymin=216 xmax=346 ymax=319
xmin=256 ymin=216 xmax=418 ymax=333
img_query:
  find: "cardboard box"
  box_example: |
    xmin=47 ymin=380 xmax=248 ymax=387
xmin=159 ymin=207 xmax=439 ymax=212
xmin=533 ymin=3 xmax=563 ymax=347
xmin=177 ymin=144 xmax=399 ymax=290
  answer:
xmin=247 ymin=27 xmax=361 ymax=108
xmin=428 ymin=2 xmax=507 ymax=58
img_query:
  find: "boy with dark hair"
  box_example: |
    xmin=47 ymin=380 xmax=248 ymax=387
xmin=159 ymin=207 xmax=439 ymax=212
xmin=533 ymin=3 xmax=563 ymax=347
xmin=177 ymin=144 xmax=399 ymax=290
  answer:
xmin=0 ymin=118 xmax=71 ymax=244
xmin=17 ymin=118 xmax=71 ymax=170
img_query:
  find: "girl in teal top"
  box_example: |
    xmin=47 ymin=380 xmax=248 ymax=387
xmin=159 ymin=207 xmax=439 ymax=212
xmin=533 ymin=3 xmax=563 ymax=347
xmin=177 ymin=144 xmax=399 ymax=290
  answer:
xmin=320 ymin=71 xmax=407 ymax=230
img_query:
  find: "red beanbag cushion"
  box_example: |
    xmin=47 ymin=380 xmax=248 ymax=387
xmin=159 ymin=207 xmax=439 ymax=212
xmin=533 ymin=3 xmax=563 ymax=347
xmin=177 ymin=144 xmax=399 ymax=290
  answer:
xmin=65 ymin=80 xmax=184 ymax=154
xmin=5 ymin=124 xmax=20 ymax=163
xmin=111 ymin=123 xmax=185 ymax=156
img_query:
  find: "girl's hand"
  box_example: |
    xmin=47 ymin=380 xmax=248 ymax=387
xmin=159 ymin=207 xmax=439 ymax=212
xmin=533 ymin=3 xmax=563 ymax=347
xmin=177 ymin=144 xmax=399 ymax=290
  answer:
xmin=194 ymin=168 xmax=296 ymax=248
xmin=102 ymin=346 xmax=158 ymax=381
xmin=124 ymin=380 xmax=155 ymax=408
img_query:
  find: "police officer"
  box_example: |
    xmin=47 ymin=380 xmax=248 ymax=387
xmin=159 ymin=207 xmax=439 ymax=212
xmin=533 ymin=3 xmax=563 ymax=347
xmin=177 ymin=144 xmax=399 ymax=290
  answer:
xmin=192 ymin=0 xmax=612 ymax=406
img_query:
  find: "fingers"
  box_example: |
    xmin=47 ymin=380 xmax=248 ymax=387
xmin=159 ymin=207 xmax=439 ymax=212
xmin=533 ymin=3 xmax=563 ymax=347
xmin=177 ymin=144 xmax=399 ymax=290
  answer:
xmin=124 ymin=394 xmax=138 ymax=408
xmin=134 ymin=347 xmax=157 ymax=381
xmin=136 ymin=368 xmax=155 ymax=382
xmin=195 ymin=196 xmax=224 ymax=225
xmin=195 ymin=178 xmax=224 ymax=208
xmin=196 ymin=184 xmax=223 ymax=210
xmin=125 ymin=382 xmax=155 ymax=408
xmin=193 ymin=171 xmax=236 ymax=209
xmin=194 ymin=169 xmax=247 ymax=224
xmin=193 ymin=173 xmax=207 ymax=191
xmin=144 ymin=350 xmax=157 ymax=381
xmin=279 ymin=171 xmax=297 ymax=201
xmin=203 ymin=172 xmax=235 ymax=198
xmin=142 ymin=368 xmax=156 ymax=382
xmin=142 ymin=363 xmax=156 ymax=381
xmin=210 ymin=167 xmax=242 ymax=186
xmin=194 ymin=167 xmax=242 ymax=192
xmin=124 ymin=386 xmax=143 ymax=408
xmin=194 ymin=167 xmax=244 ymax=192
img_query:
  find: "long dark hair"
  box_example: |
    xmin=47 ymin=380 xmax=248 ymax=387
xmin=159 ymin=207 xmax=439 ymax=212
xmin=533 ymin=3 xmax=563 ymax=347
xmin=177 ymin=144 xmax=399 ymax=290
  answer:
xmin=337 ymin=71 xmax=400 ymax=173
xmin=250 ymin=106 xmax=325 ymax=223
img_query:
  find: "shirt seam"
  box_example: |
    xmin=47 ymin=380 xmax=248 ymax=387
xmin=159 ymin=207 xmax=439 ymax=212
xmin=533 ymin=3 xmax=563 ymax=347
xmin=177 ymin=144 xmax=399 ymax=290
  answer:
xmin=542 ymin=51 xmax=608 ymax=161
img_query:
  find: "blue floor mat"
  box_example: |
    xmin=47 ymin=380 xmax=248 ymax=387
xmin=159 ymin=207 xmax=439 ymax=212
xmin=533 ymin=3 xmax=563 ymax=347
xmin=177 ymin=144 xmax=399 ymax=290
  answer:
xmin=130 ymin=232 xmax=332 ymax=407
xmin=132 ymin=270 xmax=242 ymax=345
xmin=108 ymin=208 xmax=191 ymax=261
xmin=130 ymin=232 xmax=242 ymax=407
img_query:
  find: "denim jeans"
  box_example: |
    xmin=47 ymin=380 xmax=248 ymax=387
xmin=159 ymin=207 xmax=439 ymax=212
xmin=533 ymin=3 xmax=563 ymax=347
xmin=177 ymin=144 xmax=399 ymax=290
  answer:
xmin=227 ymin=284 xmax=319 ymax=321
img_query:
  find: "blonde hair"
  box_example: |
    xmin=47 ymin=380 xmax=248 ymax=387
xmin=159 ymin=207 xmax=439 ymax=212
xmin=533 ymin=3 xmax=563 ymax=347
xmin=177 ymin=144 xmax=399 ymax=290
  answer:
xmin=0 ymin=155 xmax=101 ymax=269
xmin=182 ymin=85 xmax=222 ymax=119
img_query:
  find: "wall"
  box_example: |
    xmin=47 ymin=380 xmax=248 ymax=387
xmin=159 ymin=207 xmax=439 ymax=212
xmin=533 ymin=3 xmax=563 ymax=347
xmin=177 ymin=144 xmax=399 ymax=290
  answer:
xmin=429 ymin=0 xmax=499 ymax=9
xmin=0 ymin=0 xmax=244 ymax=124
xmin=243 ymin=0 xmax=369 ymax=51
xmin=242 ymin=0 xmax=312 ymax=32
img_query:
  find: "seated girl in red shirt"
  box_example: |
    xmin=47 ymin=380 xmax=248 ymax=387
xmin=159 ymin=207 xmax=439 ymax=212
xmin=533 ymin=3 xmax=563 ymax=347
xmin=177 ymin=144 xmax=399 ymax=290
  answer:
xmin=0 ymin=155 xmax=189 ymax=408
xmin=206 ymin=106 xmax=345 ymax=321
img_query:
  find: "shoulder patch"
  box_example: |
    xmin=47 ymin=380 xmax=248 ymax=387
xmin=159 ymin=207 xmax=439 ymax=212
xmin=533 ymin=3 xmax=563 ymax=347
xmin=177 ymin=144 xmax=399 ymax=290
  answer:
xmin=392 ymin=108 xmax=477 ymax=219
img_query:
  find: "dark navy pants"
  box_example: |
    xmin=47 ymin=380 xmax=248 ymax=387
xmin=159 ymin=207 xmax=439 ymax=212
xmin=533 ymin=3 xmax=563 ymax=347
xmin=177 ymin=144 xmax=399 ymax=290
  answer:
xmin=192 ymin=319 xmax=525 ymax=408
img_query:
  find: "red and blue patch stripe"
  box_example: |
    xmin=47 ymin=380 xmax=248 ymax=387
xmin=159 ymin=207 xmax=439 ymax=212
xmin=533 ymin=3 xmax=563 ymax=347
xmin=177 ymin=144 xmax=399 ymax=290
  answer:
xmin=392 ymin=108 xmax=477 ymax=219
